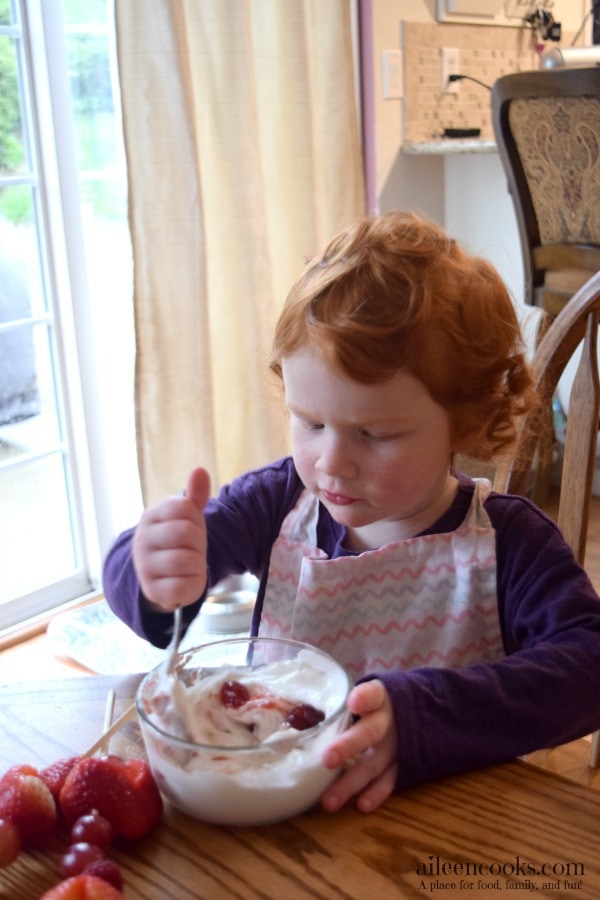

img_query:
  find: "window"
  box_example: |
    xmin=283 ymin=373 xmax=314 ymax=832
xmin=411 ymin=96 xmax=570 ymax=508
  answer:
xmin=0 ymin=0 xmax=140 ymax=632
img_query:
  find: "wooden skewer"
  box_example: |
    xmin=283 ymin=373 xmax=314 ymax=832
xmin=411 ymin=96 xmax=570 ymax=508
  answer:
xmin=103 ymin=689 xmax=116 ymax=733
xmin=81 ymin=701 xmax=137 ymax=758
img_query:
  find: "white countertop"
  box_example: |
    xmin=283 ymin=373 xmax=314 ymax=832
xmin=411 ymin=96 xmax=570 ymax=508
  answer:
xmin=402 ymin=139 xmax=497 ymax=155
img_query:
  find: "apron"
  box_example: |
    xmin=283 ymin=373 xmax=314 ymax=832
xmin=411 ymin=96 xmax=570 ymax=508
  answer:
xmin=259 ymin=480 xmax=504 ymax=679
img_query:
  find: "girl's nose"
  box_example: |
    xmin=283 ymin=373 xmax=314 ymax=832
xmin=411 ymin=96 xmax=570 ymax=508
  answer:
xmin=316 ymin=436 xmax=357 ymax=479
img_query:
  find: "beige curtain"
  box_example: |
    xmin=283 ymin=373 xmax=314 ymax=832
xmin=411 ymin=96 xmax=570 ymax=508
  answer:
xmin=115 ymin=0 xmax=364 ymax=504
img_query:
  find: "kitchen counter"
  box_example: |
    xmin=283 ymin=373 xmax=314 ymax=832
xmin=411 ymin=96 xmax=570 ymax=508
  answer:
xmin=402 ymin=138 xmax=497 ymax=155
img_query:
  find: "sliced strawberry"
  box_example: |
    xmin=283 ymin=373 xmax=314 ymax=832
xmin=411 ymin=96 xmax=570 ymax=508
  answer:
xmin=59 ymin=755 xmax=163 ymax=840
xmin=40 ymin=756 xmax=83 ymax=802
xmin=0 ymin=773 xmax=57 ymax=847
xmin=39 ymin=873 xmax=125 ymax=899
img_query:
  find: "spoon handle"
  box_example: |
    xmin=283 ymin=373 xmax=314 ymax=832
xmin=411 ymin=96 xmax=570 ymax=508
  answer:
xmin=164 ymin=605 xmax=183 ymax=673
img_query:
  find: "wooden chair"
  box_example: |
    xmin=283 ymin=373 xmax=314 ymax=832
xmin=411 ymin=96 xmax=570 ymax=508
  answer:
xmin=492 ymin=271 xmax=600 ymax=767
xmin=492 ymin=68 xmax=600 ymax=317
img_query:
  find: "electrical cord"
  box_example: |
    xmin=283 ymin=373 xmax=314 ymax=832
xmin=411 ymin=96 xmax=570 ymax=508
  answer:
xmin=448 ymin=74 xmax=492 ymax=91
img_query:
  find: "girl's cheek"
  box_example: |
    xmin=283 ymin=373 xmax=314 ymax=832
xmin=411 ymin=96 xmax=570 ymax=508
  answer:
xmin=291 ymin=441 xmax=312 ymax=476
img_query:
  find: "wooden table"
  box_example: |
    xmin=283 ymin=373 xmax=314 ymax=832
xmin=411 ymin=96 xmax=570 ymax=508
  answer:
xmin=1 ymin=675 xmax=599 ymax=899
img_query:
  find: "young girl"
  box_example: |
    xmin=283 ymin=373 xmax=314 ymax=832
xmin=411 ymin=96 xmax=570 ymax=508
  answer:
xmin=103 ymin=212 xmax=600 ymax=815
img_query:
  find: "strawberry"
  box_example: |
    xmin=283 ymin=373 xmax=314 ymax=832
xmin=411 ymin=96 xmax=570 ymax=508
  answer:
xmin=0 ymin=817 xmax=21 ymax=867
xmin=39 ymin=874 xmax=125 ymax=899
xmin=40 ymin=756 xmax=82 ymax=802
xmin=0 ymin=773 xmax=57 ymax=847
xmin=0 ymin=762 xmax=39 ymax=789
xmin=59 ymin=755 xmax=163 ymax=840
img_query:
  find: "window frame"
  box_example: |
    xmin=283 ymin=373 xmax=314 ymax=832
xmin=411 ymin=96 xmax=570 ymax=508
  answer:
xmin=0 ymin=0 xmax=112 ymax=634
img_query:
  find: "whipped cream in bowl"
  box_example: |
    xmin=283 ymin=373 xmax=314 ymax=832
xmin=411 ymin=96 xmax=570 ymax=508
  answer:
xmin=136 ymin=637 xmax=353 ymax=826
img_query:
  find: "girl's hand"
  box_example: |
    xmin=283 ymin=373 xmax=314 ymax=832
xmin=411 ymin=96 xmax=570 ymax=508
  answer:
xmin=132 ymin=467 xmax=211 ymax=612
xmin=320 ymin=679 xmax=398 ymax=813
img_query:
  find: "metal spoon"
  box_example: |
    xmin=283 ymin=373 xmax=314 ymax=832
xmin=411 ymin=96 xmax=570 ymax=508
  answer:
xmin=261 ymin=729 xmax=304 ymax=753
xmin=164 ymin=606 xmax=183 ymax=674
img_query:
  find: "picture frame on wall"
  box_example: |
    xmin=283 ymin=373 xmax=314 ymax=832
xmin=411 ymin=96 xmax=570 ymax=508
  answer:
xmin=436 ymin=0 xmax=511 ymax=26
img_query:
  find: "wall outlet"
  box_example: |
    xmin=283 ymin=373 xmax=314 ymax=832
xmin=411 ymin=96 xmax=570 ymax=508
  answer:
xmin=440 ymin=47 xmax=460 ymax=94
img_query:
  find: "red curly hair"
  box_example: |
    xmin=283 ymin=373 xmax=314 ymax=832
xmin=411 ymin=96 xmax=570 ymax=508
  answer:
xmin=270 ymin=212 xmax=538 ymax=461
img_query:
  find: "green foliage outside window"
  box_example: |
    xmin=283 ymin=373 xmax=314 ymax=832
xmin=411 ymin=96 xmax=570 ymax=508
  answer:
xmin=0 ymin=38 xmax=22 ymax=173
xmin=0 ymin=0 xmax=121 ymax=223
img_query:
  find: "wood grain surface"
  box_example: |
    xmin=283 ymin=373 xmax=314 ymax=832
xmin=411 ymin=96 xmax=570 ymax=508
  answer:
xmin=1 ymin=675 xmax=598 ymax=899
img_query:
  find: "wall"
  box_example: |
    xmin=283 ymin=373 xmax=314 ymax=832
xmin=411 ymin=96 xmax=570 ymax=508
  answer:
xmin=370 ymin=1 xmax=590 ymax=179
xmin=368 ymin=1 xmax=591 ymax=310
xmin=403 ymin=22 xmax=538 ymax=142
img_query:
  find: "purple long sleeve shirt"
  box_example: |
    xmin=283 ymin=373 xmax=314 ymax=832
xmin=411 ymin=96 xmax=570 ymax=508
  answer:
xmin=103 ymin=457 xmax=600 ymax=790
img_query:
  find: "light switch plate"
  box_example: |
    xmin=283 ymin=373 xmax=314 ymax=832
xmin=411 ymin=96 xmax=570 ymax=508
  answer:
xmin=382 ymin=50 xmax=404 ymax=100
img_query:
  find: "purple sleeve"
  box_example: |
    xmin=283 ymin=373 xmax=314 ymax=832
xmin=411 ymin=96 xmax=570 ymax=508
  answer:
xmin=102 ymin=457 xmax=303 ymax=646
xmin=376 ymin=495 xmax=600 ymax=790
xmin=104 ymin=467 xmax=600 ymax=790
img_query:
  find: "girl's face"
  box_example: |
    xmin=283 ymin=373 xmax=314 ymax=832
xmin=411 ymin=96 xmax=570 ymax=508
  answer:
xmin=282 ymin=345 xmax=457 ymax=549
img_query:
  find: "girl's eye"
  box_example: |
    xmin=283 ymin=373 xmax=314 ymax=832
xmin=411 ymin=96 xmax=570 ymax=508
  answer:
xmin=362 ymin=430 xmax=401 ymax=442
xmin=289 ymin=412 xmax=323 ymax=431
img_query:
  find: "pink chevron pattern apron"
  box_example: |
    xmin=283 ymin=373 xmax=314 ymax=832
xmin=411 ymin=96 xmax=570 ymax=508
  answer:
xmin=259 ymin=481 xmax=504 ymax=679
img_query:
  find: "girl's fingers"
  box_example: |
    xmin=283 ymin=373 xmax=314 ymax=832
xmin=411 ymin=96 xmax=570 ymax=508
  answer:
xmin=347 ymin=679 xmax=387 ymax=717
xmin=321 ymin=748 xmax=397 ymax=813
xmin=355 ymin=761 xmax=398 ymax=813
xmin=186 ymin=467 xmax=211 ymax=512
xmin=323 ymin=680 xmax=390 ymax=769
xmin=320 ymin=679 xmax=398 ymax=813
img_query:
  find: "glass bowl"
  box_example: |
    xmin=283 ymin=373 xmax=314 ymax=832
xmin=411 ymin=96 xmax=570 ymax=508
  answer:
xmin=136 ymin=637 xmax=353 ymax=826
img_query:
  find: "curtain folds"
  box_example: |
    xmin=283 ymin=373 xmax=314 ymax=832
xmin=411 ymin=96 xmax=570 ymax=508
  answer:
xmin=115 ymin=0 xmax=365 ymax=504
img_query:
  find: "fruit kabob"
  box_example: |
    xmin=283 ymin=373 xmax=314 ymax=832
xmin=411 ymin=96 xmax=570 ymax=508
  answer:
xmin=0 ymin=710 xmax=163 ymax=899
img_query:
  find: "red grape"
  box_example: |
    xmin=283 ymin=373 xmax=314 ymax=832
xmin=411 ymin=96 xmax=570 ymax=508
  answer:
xmin=60 ymin=842 xmax=105 ymax=878
xmin=220 ymin=680 xmax=250 ymax=708
xmin=70 ymin=811 xmax=112 ymax=850
xmin=286 ymin=704 xmax=325 ymax=731
xmin=84 ymin=858 xmax=124 ymax=890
